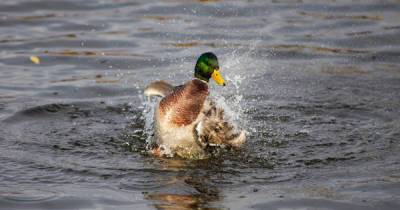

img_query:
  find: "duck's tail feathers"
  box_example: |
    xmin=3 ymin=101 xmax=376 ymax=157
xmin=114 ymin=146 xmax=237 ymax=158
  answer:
xmin=144 ymin=80 xmax=174 ymax=98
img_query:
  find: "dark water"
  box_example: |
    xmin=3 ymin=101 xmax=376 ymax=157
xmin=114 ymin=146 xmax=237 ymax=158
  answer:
xmin=1 ymin=0 xmax=400 ymax=209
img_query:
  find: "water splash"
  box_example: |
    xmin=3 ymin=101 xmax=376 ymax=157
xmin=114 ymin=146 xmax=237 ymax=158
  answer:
xmin=211 ymin=44 xmax=268 ymax=133
xmin=211 ymin=74 xmax=244 ymax=124
xmin=140 ymin=94 xmax=158 ymax=149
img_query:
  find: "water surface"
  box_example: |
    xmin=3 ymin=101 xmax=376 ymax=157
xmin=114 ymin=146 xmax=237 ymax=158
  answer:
xmin=1 ymin=0 xmax=400 ymax=209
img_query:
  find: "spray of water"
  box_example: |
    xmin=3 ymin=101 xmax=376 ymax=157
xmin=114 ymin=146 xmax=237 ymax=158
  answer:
xmin=212 ymin=42 xmax=267 ymax=133
xmin=140 ymin=95 xmax=159 ymax=148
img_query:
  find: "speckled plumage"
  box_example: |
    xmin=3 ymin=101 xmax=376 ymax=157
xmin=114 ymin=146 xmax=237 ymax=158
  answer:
xmin=196 ymin=104 xmax=245 ymax=148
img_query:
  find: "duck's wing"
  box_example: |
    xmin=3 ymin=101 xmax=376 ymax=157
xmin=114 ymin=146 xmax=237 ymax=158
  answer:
xmin=144 ymin=80 xmax=174 ymax=98
xmin=158 ymin=79 xmax=209 ymax=126
xmin=196 ymin=104 xmax=246 ymax=148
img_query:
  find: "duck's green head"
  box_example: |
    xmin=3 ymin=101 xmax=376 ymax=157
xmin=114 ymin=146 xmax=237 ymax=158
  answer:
xmin=194 ymin=52 xmax=226 ymax=86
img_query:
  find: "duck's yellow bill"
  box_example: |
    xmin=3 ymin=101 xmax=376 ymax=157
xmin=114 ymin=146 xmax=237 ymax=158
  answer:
xmin=211 ymin=69 xmax=225 ymax=86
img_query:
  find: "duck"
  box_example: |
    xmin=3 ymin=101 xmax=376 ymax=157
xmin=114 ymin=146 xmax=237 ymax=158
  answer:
xmin=144 ymin=52 xmax=246 ymax=159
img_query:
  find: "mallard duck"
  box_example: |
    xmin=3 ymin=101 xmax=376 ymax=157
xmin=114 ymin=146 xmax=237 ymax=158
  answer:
xmin=144 ymin=52 xmax=246 ymax=159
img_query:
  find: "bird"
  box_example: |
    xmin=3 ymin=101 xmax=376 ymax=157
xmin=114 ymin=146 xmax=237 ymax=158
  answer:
xmin=144 ymin=52 xmax=245 ymax=159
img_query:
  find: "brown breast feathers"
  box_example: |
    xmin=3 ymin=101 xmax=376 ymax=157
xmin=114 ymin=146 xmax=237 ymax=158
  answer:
xmin=159 ymin=79 xmax=209 ymax=126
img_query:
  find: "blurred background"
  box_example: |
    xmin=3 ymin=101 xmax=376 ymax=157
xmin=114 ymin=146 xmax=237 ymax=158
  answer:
xmin=0 ymin=0 xmax=399 ymax=209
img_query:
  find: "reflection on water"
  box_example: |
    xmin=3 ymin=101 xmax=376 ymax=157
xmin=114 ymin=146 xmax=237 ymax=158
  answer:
xmin=145 ymin=164 xmax=221 ymax=210
xmin=148 ymin=194 xmax=215 ymax=210
xmin=134 ymin=158 xmax=224 ymax=209
xmin=1 ymin=0 xmax=400 ymax=209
